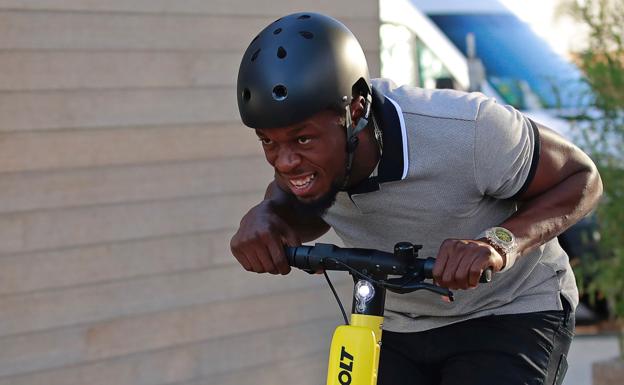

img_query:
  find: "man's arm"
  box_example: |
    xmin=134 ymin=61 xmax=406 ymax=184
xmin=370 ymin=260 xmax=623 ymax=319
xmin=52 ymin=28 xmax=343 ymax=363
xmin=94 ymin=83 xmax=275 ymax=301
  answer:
xmin=499 ymin=122 xmax=603 ymax=257
xmin=434 ymin=122 xmax=603 ymax=289
xmin=230 ymin=180 xmax=330 ymax=275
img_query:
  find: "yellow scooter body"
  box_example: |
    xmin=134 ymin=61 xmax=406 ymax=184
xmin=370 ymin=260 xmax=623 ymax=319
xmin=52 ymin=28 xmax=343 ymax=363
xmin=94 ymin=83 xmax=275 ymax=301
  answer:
xmin=326 ymin=314 xmax=383 ymax=385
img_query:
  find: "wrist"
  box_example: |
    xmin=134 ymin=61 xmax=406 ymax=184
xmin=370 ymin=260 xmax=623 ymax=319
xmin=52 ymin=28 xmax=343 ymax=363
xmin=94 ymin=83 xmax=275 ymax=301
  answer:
xmin=477 ymin=227 xmax=518 ymax=272
xmin=477 ymin=237 xmax=507 ymax=269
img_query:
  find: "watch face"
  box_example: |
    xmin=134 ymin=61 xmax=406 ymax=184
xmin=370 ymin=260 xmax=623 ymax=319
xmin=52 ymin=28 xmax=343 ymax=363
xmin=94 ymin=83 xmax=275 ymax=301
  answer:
xmin=494 ymin=228 xmax=512 ymax=243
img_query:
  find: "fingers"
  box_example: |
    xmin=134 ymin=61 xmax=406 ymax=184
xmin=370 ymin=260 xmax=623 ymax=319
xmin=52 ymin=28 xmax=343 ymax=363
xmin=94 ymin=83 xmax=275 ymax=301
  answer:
xmin=279 ymin=221 xmax=301 ymax=247
xmin=265 ymin=233 xmax=292 ymax=275
xmin=230 ymin=208 xmax=299 ymax=275
xmin=274 ymin=220 xmax=300 ymax=274
xmin=232 ymin=248 xmax=253 ymax=272
xmin=467 ymin=258 xmax=488 ymax=287
xmin=242 ymin=249 xmax=265 ymax=273
xmin=233 ymin=235 xmax=281 ymax=274
xmin=433 ymin=239 xmax=496 ymax=290
xmin=254 ymin=244 xmax=279 ymax=275
xmin=230 ymin=236 xmax=254 ymax=272
xmin=231 ymin=230 xmax=273 ymax=274
xmin=432 ymin=239 xmax=451 ymax=284
xmin=456 ymin=253 xmax=487 ymax=289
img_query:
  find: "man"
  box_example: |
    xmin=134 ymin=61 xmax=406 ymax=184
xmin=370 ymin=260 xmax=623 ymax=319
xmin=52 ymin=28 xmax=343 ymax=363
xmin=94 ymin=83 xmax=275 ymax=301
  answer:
xmin=230 ymin=12 xmax=602 ymax=385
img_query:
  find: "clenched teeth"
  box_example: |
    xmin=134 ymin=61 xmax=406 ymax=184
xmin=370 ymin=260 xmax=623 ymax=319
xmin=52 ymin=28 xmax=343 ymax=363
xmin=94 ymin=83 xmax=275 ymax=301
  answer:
xmin=289 ymin=174 xmax=315 ymax=188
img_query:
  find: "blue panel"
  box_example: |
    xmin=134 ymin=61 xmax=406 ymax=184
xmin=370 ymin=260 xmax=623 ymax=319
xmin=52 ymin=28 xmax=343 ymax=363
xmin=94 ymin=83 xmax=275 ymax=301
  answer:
xmin=428 ymin=14 xmax=589 ymax=109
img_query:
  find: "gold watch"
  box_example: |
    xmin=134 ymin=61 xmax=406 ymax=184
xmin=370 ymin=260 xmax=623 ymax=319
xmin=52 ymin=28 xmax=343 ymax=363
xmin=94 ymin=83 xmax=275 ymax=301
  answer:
xmin=479 ymin=227 xmax=518 ymax=270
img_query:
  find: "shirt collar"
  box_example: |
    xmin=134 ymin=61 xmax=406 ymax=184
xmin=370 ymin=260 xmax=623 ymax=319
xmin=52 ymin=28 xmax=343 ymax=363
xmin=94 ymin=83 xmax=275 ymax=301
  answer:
xmin=348 ymin=85 xmax=409 ymax=195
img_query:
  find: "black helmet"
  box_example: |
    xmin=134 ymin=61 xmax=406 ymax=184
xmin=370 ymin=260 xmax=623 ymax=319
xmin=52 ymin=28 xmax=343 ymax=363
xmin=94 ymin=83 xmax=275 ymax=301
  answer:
xmin=237 ymin=12 xmax=371 ymax=129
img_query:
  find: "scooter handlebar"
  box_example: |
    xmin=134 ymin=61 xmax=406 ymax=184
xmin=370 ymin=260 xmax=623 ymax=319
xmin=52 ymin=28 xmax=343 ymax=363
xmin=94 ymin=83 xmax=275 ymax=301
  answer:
xmin=285 ymin=243 xmax=492 ymax=283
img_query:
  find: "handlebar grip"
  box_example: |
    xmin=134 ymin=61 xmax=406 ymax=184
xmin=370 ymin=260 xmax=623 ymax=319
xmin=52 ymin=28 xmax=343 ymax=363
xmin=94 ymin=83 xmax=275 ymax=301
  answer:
xmin=285 ymin=245 xmax=308 ymax=268
xmin=285 ymin=244 xmax=407 ymax=274
xmin=421 ymin=257 xmax=436 ymax=279
xmin=480 ymin=267 xmax=493 ymax=283
xmin=285 ymin=245 xmax=322 ymax=271
xmin=284 ymin=246 xmax=297 ymax=266
xmin=421 ymin=258 xmax=493 ymax=283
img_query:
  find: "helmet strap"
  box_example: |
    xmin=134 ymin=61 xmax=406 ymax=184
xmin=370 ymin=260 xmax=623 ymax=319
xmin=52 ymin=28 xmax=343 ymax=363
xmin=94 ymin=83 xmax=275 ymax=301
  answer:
xmin=340 ymin=94 xmax=372 ymax=190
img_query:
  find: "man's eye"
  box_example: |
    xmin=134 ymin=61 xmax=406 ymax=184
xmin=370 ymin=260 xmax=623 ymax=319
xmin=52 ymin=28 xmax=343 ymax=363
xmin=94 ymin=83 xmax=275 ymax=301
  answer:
xmin=297 ymin=137 xmax=311 ymax=145
xmin=259 ymin=138 xmax=273 ymax=145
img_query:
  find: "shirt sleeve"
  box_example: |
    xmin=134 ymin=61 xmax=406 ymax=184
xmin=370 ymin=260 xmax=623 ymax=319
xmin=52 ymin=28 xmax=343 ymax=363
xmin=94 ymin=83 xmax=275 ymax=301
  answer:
xmin=474 ymin=98 xmax=540 ymax=199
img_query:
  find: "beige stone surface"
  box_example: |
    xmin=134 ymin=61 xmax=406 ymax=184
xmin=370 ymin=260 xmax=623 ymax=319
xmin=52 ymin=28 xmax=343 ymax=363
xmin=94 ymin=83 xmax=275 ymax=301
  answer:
xmin=0 ymin=88 xmax=239 ymax=132
xmin=0 ymin=125 xmax=262 ymax=172
xmin=0 ymin=230 xmax=235 ymax=295
xmin=184 ymin=352 xmax=328 ymax=385
xmin=0 ymin=1 xmax=378 ymax=383
xmin=0 ymin=12 xmax=379 ymax=51
xmin=0 ymin=157 xmax=270 ymax=212
xmin=0 ymin=318 xmax=338 ymax=383
xmin=0 ymin=265 xmax=321 ymax=338
xmin=0 ymin=50 xmax=379 ymax=92
xmin=0 ymin=0 xmax=377 ymax=19
xmin=0 ymin=283 xmax=348 ymax=378
xmin=592 ymin=358 xmax=624 ymax=385
xmin=0 ymin=193 xmax=258 ymax=254
xmin=0 ymin=52 xmax=243 ymax=91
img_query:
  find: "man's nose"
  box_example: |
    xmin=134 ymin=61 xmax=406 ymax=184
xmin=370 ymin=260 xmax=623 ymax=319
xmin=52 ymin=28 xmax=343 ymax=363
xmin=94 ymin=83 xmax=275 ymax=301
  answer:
xmin=274 ymin=146 xmax=301 ymax=173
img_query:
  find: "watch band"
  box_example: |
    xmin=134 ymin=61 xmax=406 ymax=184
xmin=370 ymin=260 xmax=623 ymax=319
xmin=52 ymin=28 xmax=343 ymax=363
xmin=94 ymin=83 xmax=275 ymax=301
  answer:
xmin=477 ymin=227 xmax=518 ymax=272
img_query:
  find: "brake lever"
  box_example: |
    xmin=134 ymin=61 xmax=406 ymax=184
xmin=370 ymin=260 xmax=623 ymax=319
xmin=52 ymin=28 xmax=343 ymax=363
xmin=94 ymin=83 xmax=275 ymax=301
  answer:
xmin=381 ymin=272 xmax=423 ymax=290
xmin=382 ymin=276 xmax=455 ymax=301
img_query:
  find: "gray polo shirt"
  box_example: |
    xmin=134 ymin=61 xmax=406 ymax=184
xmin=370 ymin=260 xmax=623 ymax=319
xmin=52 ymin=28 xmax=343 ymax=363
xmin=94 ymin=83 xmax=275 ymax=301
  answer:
xmin=323 ymin=78 xmax=578 ymax=333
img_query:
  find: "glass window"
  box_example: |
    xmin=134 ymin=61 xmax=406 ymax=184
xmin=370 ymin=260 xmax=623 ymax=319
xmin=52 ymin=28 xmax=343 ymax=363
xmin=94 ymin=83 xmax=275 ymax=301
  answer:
xmin=381 ymin=23 xmax=455 ymax=89
xmin=416 ymin=40 xmax=453 ymax=89
xmin=380 ymin=23 xmax=418 ymax=87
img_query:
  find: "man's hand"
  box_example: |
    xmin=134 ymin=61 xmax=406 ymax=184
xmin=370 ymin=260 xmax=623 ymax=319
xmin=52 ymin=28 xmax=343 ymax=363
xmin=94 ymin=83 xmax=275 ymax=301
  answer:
xmin=230 ymin=200 xmax=301 ymax=275
xmin=433 ymin=239 xmax=505 ymax=290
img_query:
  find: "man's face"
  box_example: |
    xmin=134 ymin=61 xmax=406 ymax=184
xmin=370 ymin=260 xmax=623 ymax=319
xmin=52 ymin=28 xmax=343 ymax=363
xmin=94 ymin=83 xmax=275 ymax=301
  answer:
xmin=255 ymin=110 xmax=347 ymax=211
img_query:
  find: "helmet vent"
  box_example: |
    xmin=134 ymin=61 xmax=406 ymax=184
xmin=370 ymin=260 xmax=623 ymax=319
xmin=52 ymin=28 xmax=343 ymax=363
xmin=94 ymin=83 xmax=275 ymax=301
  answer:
xmin=272 ymin=85 xmax=288 ymax=101
xmin=299 ymin=31 xmax=314 ymax=39
xmin=277 ymin=46 xmax=287 ymax=59
xmin=273 ymin=28 xmax=282 ymax=35
xmin=297 ymin=14 xmax=311 ymax=20
xmin=251 ymin=49 xmax=261 ymax=62
xmin=242 ymin=88 xmax=251 ymax=103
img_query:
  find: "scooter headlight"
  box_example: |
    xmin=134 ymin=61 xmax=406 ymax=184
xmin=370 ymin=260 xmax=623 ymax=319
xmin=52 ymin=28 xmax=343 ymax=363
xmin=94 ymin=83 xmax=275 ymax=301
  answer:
xmin=355 ymin=280 xmax=375 ymax=312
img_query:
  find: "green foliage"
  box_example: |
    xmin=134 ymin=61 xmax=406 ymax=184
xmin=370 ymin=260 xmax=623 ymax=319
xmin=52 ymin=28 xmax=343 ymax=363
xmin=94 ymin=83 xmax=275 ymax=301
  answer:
xmin=560 ymin=0 xmax=624 ymax=321
xmin=580 ymin=165 xmax=624 ymax=318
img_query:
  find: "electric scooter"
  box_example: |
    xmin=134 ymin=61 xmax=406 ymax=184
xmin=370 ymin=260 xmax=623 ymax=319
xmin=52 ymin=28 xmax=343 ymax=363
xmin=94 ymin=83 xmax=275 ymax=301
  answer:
xmin=285 ymin=242 xmax=492 ymax=385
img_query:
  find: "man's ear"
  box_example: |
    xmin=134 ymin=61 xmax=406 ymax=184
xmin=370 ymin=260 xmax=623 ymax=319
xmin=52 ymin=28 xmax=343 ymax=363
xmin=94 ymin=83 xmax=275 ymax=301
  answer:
xmin=349 ymin=96 xmax=366 ymax=125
